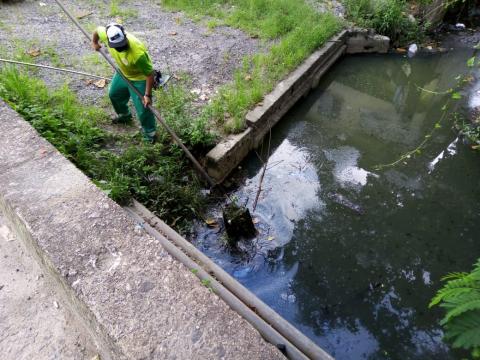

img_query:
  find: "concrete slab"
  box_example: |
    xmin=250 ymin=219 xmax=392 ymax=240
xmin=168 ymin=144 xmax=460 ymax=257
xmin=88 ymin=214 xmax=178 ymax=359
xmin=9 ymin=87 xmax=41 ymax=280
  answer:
xmin=0 ymin=100 xmax=283 ymax=360
xmin=0 ymin=214 xmax=99 ymax=360
xmin=205 ymin=128 xmax=253 ymax=183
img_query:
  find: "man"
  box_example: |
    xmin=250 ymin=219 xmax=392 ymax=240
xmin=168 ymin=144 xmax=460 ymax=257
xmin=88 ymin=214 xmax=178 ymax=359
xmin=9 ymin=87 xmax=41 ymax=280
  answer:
xmin=92 ymin=23 xmax=156 ymax=143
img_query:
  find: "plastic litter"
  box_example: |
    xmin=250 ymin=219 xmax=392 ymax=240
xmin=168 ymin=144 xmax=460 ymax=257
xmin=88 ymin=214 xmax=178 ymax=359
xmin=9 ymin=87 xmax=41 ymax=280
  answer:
xmin=408 ymin=44 xmax=418 ymax=57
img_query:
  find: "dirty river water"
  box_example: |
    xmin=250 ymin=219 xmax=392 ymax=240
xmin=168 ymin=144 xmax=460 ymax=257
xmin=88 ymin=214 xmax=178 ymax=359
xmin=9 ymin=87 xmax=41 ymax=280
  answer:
xmin=194 ymin=47 xmax=480 ymax=359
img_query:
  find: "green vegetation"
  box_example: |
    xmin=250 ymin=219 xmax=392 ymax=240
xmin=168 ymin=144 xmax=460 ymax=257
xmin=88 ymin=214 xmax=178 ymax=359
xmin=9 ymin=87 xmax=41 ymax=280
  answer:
xmin=343 ymin=0 xmax=423 ymax=45
xmin=109 ymin=0 xmax=138 ymax=20
xmin=155 ymin=76 xmax=215 ymax=150
xmin=0 ymin=19 xmax=10 ymax=31
xmin=430 ymin=259 xmax=480 ymax=358
xmin=456 ymin=121 xmax=480 ymax=150
xmin=201 ymin=279 xmax=211 ymax=287
xmin=0 ymin=66 xmax=214 ymax=232
xmin=81 ymin=53 xmax=112 ymax=78
xmin=162 ymin=0 xmax=342 ymax=133
xmin=200 ymin=278 xmax=214 ymax=291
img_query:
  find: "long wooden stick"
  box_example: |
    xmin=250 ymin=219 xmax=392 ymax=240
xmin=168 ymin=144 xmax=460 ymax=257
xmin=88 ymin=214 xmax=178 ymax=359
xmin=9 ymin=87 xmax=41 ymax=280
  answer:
xmin=252 ymin=128 xmax=272 ymax=211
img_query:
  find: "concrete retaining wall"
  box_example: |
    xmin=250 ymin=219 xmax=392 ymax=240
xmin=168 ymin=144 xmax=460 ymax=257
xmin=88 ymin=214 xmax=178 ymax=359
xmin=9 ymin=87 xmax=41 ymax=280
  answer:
xmin=206 ymin=29 xmax=390 ymax=183
xmin=0 ymin=100 xmax=283 ymax=360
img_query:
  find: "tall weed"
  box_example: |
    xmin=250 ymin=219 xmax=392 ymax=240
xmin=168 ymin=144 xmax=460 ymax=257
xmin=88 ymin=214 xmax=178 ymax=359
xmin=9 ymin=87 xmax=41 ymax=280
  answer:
xmin=344 ymin=0 xmax=421 ymax=45
xmin=0 ymin=66 xmax=208 ymax=231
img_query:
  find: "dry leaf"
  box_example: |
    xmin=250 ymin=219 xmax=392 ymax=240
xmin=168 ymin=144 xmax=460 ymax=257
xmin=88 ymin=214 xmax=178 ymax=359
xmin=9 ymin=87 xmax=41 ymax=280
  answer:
xmin=205 ymin=218 xmax=218 ymax=227
xmin=94 ymin=79 xmax=107 ymax=88
xmin=244 ymin=74 xmax=252 ymax=81
xmin=27 ymin=48 xmax=41 ymax=57
xmin=396 ymin=48 xmax=407 ymax=54
xmin=38 ymin=148 xmax=48 ymax=157
xmin=168 ymin=31 xmax=178 ymax=36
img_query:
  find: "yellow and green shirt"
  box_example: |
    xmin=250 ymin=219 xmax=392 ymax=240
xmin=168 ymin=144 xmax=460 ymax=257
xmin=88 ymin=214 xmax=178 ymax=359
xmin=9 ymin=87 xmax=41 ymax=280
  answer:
xmin=97 ymin=26 xmax=153 ymax=81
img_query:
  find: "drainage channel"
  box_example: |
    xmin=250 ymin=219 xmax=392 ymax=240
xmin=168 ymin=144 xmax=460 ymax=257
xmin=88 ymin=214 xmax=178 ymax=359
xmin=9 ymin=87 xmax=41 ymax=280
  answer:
xmin=124 ymin=200 xmax=332 ymax=360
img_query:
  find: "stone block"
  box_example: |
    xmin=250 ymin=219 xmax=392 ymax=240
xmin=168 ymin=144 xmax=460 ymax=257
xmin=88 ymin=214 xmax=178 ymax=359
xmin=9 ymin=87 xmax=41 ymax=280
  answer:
xmin=346 ymin=28 xmax=390 ymax=54
xmin=205 ymin=128 xmax=253 ymax=183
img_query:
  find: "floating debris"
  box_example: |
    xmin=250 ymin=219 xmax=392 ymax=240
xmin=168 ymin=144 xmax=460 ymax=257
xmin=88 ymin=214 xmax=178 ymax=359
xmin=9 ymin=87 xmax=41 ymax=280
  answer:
xmin=222 ymin=202 xmax=256 ymax=245
xmin=328 ymin=192 xmax=364 ymax=215
xmin=408 ymin=43 xmax=418 ymax=57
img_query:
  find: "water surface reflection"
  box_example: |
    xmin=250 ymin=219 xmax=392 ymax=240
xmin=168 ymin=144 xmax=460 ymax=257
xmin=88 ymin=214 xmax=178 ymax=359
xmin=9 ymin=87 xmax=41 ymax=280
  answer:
xmin=195 ymin=51 xmax=480 ymax=359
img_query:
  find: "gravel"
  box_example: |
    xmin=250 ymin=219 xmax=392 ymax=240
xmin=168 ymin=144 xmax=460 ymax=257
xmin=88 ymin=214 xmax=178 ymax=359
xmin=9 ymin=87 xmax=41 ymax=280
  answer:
xmin=0 ymin=0 xmax=265 ymax=107
xmin=0 ymin=214 xmax=99 ymax=360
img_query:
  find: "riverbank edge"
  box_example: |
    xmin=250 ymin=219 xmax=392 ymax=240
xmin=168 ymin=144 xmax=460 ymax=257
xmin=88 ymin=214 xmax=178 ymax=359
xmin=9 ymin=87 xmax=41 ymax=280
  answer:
xmin=0 ymin=100 xmax=285 ymax=359
xmin=205 ymin=28 xmax=389 ymax=182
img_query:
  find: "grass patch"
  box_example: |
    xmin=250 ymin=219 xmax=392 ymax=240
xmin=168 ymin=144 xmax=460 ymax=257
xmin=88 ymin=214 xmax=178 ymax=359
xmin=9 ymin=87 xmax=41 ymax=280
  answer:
xmin=0 ymin=66 xmax=214 ymax=232
xmin=155 ymin=77 xmax=216 ymax=150
xmin=81 ymin=53 xmax=112 ymax=78
xmin=109 ymin=0 xmax=138 ymax=21
xmin=456 ymin=121 xmax=480 ymax=150
xmin=0 ymin=19 xmax=11 ymax=31
xmin=162 ymin=0 xmax=342 ymax=133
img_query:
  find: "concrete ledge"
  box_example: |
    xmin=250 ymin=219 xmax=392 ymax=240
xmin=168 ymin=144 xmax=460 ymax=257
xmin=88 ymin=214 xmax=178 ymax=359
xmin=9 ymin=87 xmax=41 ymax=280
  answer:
xmin=346 ymin=28 xmax=390 ymax=54
xmin=246 ymin=31 xmax=348 ymax=148
xmin=205 ymin=30 xmax=349 ymax=182
xmin=0 ymin=100 xmax=283 ymax=359
xmin=205 ymin=28 xmax=391 ymax=182
xmin=205 ymin=128 xmax=253 ymax=183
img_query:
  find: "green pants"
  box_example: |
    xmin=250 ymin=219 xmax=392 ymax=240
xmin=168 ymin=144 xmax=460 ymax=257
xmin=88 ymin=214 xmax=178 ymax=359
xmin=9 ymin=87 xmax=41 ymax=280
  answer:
xmin=109 ymin=72 xmax=156 ymax=139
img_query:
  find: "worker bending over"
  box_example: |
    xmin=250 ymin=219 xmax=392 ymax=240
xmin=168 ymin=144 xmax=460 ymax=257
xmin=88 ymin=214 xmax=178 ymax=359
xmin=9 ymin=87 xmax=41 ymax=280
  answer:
xmin=92 ymin=23 xmax=156 ymax=143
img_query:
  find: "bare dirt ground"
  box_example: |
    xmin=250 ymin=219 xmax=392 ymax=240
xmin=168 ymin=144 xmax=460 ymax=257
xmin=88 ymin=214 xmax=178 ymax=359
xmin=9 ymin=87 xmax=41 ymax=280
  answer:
xmin=0 ymin=214 xmax=99 ymax=360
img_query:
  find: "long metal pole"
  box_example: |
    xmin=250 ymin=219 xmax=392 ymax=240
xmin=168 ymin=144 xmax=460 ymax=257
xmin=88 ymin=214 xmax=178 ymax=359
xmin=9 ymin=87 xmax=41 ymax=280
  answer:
xmin=0 ymin=58 xmax=110 ymax=80
xmin=53 ymin=0 xmax=216 ymax=187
